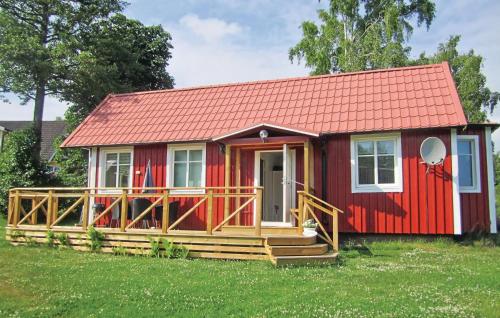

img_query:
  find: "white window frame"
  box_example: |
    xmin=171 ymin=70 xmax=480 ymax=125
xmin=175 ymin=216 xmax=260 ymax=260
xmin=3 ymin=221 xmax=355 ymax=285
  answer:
xmin=166 ymin=143 xmax=206 ymax=194
xmin=457 ymin=135 xmax=481 ymax=193
xmin=350 ymin=133 xmax=403 ymax=193
xmin=98 ymin=147 xmax=134 ymax=193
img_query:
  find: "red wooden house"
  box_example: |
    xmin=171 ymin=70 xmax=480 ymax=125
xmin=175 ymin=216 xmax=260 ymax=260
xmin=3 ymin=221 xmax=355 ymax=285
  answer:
xmin=58 ymin=61 xmax=496 ymax=237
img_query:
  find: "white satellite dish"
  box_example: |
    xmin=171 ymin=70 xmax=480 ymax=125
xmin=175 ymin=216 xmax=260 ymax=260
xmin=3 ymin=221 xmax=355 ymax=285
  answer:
xmin=420 ymin=137 xmax=446 ymax=165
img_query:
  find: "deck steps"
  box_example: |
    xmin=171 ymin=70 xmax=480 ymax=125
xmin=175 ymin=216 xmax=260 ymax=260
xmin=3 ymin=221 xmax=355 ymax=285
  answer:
xmin=265 ymin=235 xmax=317 ymax=246
xmin=220 ymin=226 xmax=299 ymax=235
xmin=271 ymin=252 xmax=339 ymax=266
xmin=265 ymin=234 xmax=338 ymax=265
xmin=267 ymin=243 xmax=328 ymax=256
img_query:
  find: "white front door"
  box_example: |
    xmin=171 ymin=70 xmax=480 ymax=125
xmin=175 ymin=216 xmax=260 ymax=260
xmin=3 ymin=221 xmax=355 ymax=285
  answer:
xmin=254 ymin=147 xmax=295 ymax=226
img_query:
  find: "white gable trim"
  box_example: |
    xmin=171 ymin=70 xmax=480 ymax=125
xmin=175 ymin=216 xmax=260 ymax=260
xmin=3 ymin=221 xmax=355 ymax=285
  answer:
xmin=212 ymin=123 xmax=319 ymax=141
xmin=450 ymin=129 xmax=462 ymax=235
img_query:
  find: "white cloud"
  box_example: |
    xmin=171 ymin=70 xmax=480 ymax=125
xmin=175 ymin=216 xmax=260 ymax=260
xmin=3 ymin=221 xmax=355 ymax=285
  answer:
xmin=179 ymin=14 xmax=243 ymax=42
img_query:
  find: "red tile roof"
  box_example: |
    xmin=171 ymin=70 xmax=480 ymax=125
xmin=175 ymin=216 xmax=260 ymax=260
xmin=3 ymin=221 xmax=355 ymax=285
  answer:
xmin=62 ymin=62 xmax=467 ymax=147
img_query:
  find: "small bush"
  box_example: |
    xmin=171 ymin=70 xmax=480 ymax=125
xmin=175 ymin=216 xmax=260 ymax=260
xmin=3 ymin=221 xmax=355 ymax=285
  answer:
xmin=149 ymin=237 xmax=162 ymax=258
xmin=56 ymin=233 xmax=70 ymax=247
xmin=161 ymin=238 xmax=189 ymax=259
xmin=86 ymin=226 xmax=105 ymax=252
xmin=112 ymin=245 xmax=128 ymax=256
xmin=46 ymin=230 xmax=56 ymax=247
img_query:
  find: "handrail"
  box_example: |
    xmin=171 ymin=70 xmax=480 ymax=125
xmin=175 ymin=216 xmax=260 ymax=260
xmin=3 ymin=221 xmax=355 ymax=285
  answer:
xmin=297 ymin=191 xmax=343 ymax=252
xmin=6 ymin=186 xmax=264 ymax=237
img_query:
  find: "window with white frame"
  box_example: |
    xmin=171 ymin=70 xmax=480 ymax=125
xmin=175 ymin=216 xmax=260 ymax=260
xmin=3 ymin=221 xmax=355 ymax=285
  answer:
xmin=101 ymin=150 xmax=132 ymax=188
xmin=168 ymin=144 xmax=206 ymax=190
xmin=351 ymin=134 xmax=402 ymax=193
xmin=457 ymin=135 xmax=481 ymax=193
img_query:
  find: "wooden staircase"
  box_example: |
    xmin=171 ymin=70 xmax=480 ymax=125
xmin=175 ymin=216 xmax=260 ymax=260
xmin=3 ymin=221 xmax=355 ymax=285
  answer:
xmin=265 ymin=234 xmax=338 ymax=266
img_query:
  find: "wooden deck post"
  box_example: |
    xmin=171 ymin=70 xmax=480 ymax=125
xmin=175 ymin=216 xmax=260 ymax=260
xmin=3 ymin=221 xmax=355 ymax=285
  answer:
xmin=120 ymin=189 xmax=128 ymax=232
xmin=235 ymin=148 xmax=241 ymax=226
xmin=297 ymin=192 xmax=304 ymax=235
xmin=224 ymin=144 xmax=231 ymax=219
xmin=12 ymin=190 xmax=20 ymax=228
xmin=82 ymin=191 xmax=89 ymax=231
xmin=52 ymin=196 xmax=59 ymax=224
xmin=31 ymin=198 xmax=38 ymax=225
xmin=7 ymin=191 xmax=13 ymax=225
xmin=332 ymin=210 xmax=339 ymax=252
xmin=304 ymin=141 xmax=310 ymax=193
xmin=46 ymin=190 xmax=53 ymax=229
xmin=255 ymin=188 xmax=262 ymax=236
xmin=162 ymin=190 xmax=170 ymax=234
xmin=206 ymin=190 xmax=213 ymax=235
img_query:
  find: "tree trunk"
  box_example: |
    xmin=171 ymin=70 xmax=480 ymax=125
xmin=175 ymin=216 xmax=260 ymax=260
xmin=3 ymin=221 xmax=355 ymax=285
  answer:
xmin=32 ymin=82 xmax=46 ymax=162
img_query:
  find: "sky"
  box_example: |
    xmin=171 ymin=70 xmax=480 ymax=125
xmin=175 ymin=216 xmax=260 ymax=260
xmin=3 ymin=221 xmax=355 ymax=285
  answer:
xmin=1 ymin=0 xmax=500 ymax=148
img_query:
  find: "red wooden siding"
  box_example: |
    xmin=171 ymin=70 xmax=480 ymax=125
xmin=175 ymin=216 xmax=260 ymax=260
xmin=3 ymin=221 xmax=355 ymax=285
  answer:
xmin=324 ymin=129 xmax=455 ymax=234
xmin=132 ymin=144 xmax=167 ymax=187
xmin=458 ymin=128 xmax=490 ymax=232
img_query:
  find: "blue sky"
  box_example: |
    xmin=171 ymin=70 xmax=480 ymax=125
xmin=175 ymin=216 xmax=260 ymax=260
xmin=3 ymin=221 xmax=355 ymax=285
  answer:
xmin=2 ymin=0 xmax=500 ymax=147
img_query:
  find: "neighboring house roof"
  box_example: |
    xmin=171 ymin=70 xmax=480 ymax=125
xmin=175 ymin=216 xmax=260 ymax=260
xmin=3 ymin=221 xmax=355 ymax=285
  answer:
xmin=0 ymin=121 xmax=66 ymax=161
xmin=62 ymin=62 xmax=467 ymax=148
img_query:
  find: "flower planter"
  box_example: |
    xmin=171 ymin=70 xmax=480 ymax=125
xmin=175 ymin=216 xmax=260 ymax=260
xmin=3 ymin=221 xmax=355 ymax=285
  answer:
xmin=303 ymin=227 xmax=317 ymax=237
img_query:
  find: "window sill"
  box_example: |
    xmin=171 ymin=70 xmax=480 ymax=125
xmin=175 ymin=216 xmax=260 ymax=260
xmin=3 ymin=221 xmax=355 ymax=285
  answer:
xmin=459 ymin=187 xmax=481 ymax=194
xmin=169 ymin=188 xmax=206 ymax=195
xmin=352 ymin=184 xmax=403 ymax=193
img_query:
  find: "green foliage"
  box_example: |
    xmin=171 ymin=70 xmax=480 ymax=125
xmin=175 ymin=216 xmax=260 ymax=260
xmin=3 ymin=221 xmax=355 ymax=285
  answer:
xmin=86 ymin=226 xmax=105 ymax=252
xmin=46 ymin=230 xmax=56 ymax=247
xmin=161 ymin=238 xmax=189 ymax=259
xmin=289 ymin=0 xmax=435 ymax=74
xmin=414 ymin=35 xmax=499 ymax=122
xmin=51 ymin=136 xmax=88 ymax=187
xmin=149 ymin=237 xmax=162 ymax=258
xmin=0 ymin=0 xmax=126 ymax=157
xmin=56 ymin=233 xmax=70 ymax=247
xmin=112 ymin=245 xmax=129 ymax=256
xmin=0 ymin=127 xmax=48 ymax=213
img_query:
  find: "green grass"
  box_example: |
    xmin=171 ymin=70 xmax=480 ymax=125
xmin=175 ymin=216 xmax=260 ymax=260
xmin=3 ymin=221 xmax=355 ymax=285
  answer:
xmin=0 ymin=217 xmax=499 ymax=317
xmin=496 ymin=184 xmax=500 ymax=218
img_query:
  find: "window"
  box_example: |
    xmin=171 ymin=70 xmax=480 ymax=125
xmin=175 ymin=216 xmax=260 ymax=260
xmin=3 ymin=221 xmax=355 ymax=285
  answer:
xmin=457 ymin=135 xmax=481 ymax=193
xmin=168 ymin=144 xmax=206 ymax=192
xmin=100 ymin=149 xmax=132 ymax=189
xmin=351 ymin=134 xmax=402 ymax=193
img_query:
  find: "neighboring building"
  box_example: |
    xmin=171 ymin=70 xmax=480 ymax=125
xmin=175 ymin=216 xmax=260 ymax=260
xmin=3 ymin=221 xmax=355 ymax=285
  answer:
xmin=61 ymin=62 xmax=497 ymax=236
xmin=0 ymin=121 xmax=67 ymax=166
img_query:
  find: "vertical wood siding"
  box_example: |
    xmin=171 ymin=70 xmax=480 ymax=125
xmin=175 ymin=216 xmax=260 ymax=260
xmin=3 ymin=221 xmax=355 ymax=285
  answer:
xmin=324 ymin=129 xmax=455 ymax=234
xmin=457 ymin=128 xmax=490 ymax=232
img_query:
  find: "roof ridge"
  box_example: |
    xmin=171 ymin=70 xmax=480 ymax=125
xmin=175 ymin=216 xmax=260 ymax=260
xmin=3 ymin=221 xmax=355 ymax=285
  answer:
xmin=108 ymin=62 xmax=447 ymax=98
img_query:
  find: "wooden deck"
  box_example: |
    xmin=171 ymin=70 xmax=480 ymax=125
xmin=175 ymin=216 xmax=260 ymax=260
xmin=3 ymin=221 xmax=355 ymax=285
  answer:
xmin=5 ymin=187 xmax=342 ymax=265
xmin=5 ymin=225 xmax=338 ymax=265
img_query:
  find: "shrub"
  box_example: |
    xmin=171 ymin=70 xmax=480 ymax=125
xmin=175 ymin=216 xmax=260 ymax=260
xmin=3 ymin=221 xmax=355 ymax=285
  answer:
xmin=56 ymin=233 xmax=70 ymax=247
xmin=0 ymin=127 xmax=50 ymax=214
xmin=86 ymin=226 xmax=105 ymax=252
xmin=46 ymin=230 xmax=56 ymax=247
xmin=149 ymin=237 xmax=162 ymax=258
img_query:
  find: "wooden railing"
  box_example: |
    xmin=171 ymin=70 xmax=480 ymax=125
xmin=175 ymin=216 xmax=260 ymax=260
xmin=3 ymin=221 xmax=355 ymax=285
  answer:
xmin=294 ymin=191 xmax=343 ymax=252
xmin=6 ymin=187 xmax=263 ymax=236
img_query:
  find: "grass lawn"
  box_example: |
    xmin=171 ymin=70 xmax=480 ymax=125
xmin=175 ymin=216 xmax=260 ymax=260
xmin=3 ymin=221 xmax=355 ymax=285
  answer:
xmin=0 ymin=216 xmax=499 ymax=317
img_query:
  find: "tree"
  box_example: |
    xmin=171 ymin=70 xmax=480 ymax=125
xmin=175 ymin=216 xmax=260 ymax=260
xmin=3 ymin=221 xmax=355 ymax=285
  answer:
xmin=413 ymin=36 xmax=499 ymax=122
xmin=0 ymin=0 xmax=125 ymax=161
xmin=0 ymin=127 xmax=48 ymax=211
xmin=289 ymin=0 xmax=435 ymax=74
xmin=54 ymin=14 xmax=175 ymax=186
